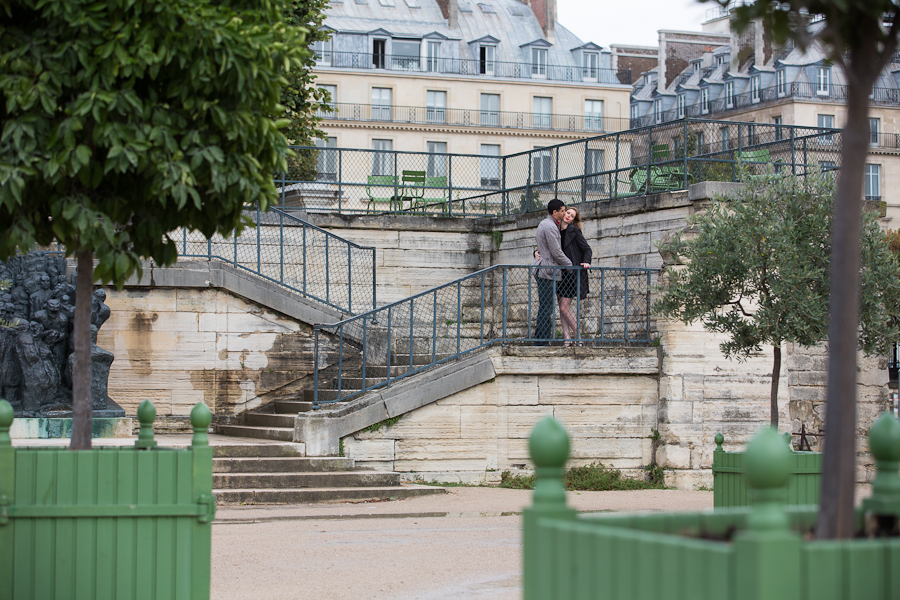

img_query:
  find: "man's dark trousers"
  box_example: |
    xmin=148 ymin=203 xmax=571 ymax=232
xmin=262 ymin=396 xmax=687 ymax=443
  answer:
xmin=534 ymin=276 xmax=555 ymax=345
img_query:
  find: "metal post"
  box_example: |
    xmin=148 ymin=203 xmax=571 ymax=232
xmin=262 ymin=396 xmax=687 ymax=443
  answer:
xmin=502 ymin=156 xmax=508 ymax=216
xmin=481 ymin=272 xmax=486 ymax=346
xmin=614 ymin=133 xmax=620 ymax=200
xmin=554 ymin=146 xmax=559 ymax=198
xmin=393 ymin=151 xmax=399 ymax=212
xmin=645 ymin=126 xmax=652 ymax=195
xmin=337 ymin=149 xmax=343 ymax=212
xmin=646 ymin=270 xmax=651 ymax=342
xmin=386 ymin=306 xmax=393 ymax=386
xmin=280 ymin=168 xmax=286 ymax=208
xmin=233 ymin=225 xmax=237 ymax=266
xmin=803 ymin=137 xmax=808 ymax=180
xmin=457 ymin=281 xmax=461 ymax=356
xmin=347 ymin=244 xmax=352 ymax=313
xmin=302 ymin=225 xmax=307 ymax=296
xmin=624 ymin=270 xmax=629 ymax=342
xmin=791 ymin=126 xmax=796 ymax=175
xmin=683 ymin=119 xmax=689 ymax=188
xmin=600 ymin=269 xmax=605 ymax=340
xmin=409 ymin=298 xmax=414 ymax=372
xmin=575 ymin=270 xmax=581 ymax=343
xmin=362 ymin=317 xmax=367 ymax=392
xmin=325 ymin=235 xmax=330 ymax=305
xmin=432 ymin=293 xmax=437 ymax=365
xmin=448 ymin=155 xmax=453 ymax=217
xmin=582 ymin=141 xmax=587 ymax=204
xmin=313 ymin=329 xmax=320 ymax=408
xmin=527 ymin=266 xmax=533 ymax=340
xmin=256 ymin=204 xmax=261 ymax=274
xmin=372 ymin=248 xmax=377 ymax=312
xmin=502 ymin=268 xmax=508 ymax=341
xmin=337 ymin=327 xmax=344 ymax=399
xmin=735 ymin=123 xmax=741 ymax=182
xmin=279 ymin=213 xmax=284 ymax=284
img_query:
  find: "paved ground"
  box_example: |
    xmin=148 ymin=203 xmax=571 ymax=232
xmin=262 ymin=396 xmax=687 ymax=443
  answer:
xmin=212 ymin=487 xmax=713 ymax=600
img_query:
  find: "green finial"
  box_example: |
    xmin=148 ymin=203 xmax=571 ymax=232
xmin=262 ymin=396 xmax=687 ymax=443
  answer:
xmin=191 ymin=402 xmax=212 ymax=447
xmin=0 ymin=399 xmax=13 ymax=447
xmin=863 ymin=412 xmax=900 ymax=517
xmin=528 ymin=417 xmax=570 ymax=508
xmin=745 ymin=427 xmax=790 ymax=531
xmin=783 ymin=432 xmax=792 ymax=450
xmin=135 ymin=399 xmax=157 ymax=449
xmin=714 ymin=433 xmax=724 ymax=452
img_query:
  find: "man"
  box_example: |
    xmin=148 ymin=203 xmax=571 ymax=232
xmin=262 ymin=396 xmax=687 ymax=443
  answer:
xmin=534 ymin=199 xmax=572 ymax=345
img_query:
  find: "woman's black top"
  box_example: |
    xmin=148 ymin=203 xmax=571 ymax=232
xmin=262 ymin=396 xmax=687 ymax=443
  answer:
xmin=559 ymin=225 xmax=593 ymax=299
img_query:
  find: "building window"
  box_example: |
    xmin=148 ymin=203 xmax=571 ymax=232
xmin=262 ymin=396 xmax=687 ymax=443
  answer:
xmin=531 ymin=48 xmax=548 ymax=78
xmin=481 ymin=93 xmax=500 ymax=126
xmin=477 ymin=3 xmax=495 ymax=13
xmin=583 ymin=52 xmax=599 ymax=81
xmin=372 ymin=87 xmax=392 ymax=121
xmin=865 ymin=164 xmax=881 ymax=200
xmin=427 ymin=41 xmax=441 ymax=72
xmin=869 ymin=117 xmax=880 ymax=146
xmin=630 ymin=103 xmax=639 ymax=122
xmin=654 ymin=99 xmax=662 ymax=123
xmin=372 ymin=139 xmax=393 ymax=175
xmin=426 ymin=90 xmax=446 ymax=123
xmin=404 ymin=0 xmax=420 ymax=6
xmin=373 ymin=39 xmax=386 ymax=68
xmin=377 ymin=0 xmax=394 ymax=5
xmin=818 ymin=114 xmax=834 ymax=144
xmin=776 ymin=69 xmax=786 ymax=96
xmin=720 ymin=126 xmax=729 ymax=151
xmin=751 ymin=76 xmax=761 ymax=103
xmin=533 ymin=96 xmax=552 ymax=129
xmin=480 ymin=144 xmax=501 ymax=187
xmin=315 ymin=137 xmax=337 ymax=181
xmin=773 ymin=115 xmax=782 ymax=141
xmin=585 ymin=148 xmax=605 ymax=192
xmin=426 ymin=141 xmax=447 ymax=177
xmin=584 ymin=99 xmax=603 ymax=131
xmin=479 ymin=45 xmax=495 ymax=75
xmin=701 ymin=88 xmax=709 ymax=114
xmin=693 ymin=62 xmax=700 ymax=73
xmin=816 ymin=67 xmax=831 ymax=95
xmin=532 ymin=146 xmax=552 ymax=184
xmin=314 ymin=38 xmax=332 ymax=66
xmin=392 ymin=39 xmax=420 ymax=70
xmin=725 ymin=81 xmax=734 ymax=108
xmin=716 ymin=54 xmax=727 ymax=66
xmin=677 ymin=94 xmax=686 ymax=119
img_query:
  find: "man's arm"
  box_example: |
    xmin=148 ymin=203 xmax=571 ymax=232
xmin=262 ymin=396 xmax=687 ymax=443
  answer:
xmin=544 ymin=227 xmax=571 ymax=266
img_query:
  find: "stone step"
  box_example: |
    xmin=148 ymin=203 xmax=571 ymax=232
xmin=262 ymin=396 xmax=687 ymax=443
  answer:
xmin=213 ymin=457 xmax=352 ymax=473
xmin=213 ymin=444 xmax=302 ymax=458
xmin=213 ymin=471 xmax=400 ymax=489
xmin=245 ymin=412 xmax=295 ymax=428
xmin=214 ymin=485 xmax=446 ymax=505
xmin=216 ymin=424 xmax=293 ymax=442
xmin=274 ymin=400 xmax=312 ymax=414
xmin=302 ymin=388 xmax=361 ymax=403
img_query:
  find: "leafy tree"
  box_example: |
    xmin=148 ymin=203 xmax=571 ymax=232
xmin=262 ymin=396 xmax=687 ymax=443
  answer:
xmin=703 ymin=0 xmax=900 ymax=539
xmin=655 ymin=168 xmax=900 ymax=430
xmin=0 ymin=0 xmax=316 ymax=449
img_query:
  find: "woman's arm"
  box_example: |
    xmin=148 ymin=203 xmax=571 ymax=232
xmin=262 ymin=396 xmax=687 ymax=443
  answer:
xmin=575 ymin=229 xmax=593 ymax=267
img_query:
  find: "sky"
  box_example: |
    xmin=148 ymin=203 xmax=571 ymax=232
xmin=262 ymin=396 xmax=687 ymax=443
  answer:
xmin=556 ymin=0 xmax=716 ymax=48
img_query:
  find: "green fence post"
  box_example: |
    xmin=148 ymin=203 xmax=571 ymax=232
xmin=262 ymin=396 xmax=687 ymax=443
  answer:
xmin=190 ymin=402 xmax=215 ymax=600
xmin=0 ymin=400 xmax=14 ymax=600
xmin=862 ymin=412 xmax=900 ymax=517
xmin=134 ymin=399 xmax=157 ymax=449
xmin=733 ymin=428 xmax=801 ymax=600
xmin=712 ymin=432 xmax=724 ymax=507
xmin=523 ymin=417 xmax=576 ymax=600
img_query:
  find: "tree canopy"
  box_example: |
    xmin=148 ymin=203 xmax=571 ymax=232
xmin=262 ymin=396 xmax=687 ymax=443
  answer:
xmin=0 ymin=0 xmax=322 ymax=448
xmin=655 ymin=167 xmax=900 ymax=426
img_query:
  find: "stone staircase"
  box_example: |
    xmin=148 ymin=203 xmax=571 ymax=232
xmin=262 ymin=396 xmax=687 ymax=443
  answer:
xmin=212 ymin=443 xmax=444 ymax=504
xmin=217 ymin=399 xmax=311 ymax=442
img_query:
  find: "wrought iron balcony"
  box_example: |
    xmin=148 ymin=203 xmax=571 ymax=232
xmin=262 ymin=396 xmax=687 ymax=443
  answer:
xmin=318 ymin=102 xmax=631 ymax=134
xmin=315 ymin=51 xmax=632 ymax=85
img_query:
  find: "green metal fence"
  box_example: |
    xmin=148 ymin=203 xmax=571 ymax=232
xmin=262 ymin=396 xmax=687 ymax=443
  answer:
xmin=278 ymin=119 xmax=842 ymax=217
xmin=0 ymin=400 xmax=216 ymax=600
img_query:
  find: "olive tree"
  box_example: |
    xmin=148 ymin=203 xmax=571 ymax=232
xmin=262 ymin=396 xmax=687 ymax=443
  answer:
xmin=655 ymin=168 xmax=900 ymax=429
xmin=0 ymin=0 xmax=316 ymax=449
xmin=703 ymin=0 xmax=900 ymax=540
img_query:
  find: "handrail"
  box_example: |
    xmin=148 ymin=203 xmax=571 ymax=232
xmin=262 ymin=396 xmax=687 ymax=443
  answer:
xmin=312 ymin=264 xmax=653 ymax=406
xmin=316 ymin=50 xmax=632 ymax=85
xmin=176 ymin=205 xmax=376 ymax=315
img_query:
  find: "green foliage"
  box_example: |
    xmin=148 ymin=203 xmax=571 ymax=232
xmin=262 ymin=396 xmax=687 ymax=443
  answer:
xmin=0 ymin=0 xmax=313 ymax=286
xmin=519 ymin=188 xmax=541 ymax=213
xmin=499 ymin=462 xmax=667 ymax=491
xmin=491 ymin=230 xmax=503 ymax=249
xmin=654 ymin=168 xmax=900 ymax=361
xmin=361 ymin=415 xmax=402 ymax=433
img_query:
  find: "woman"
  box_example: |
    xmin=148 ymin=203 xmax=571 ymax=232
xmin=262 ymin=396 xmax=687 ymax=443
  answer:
xmin=558 ymin=207 xmax=592 ymax=346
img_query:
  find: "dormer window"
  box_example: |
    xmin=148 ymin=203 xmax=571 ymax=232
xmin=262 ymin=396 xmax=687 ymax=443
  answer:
xmin=677 ymin=94 xmax=686 ymax=118
xmin=314 ymin=39 xmax=333 ymax=66
xmin=693 ymin=62 xmax=701 ymax=73
xmin=630 ymin=104 xmax=639 ymax=122
xmin=405 ymin=0 xmax=419 ymax=6
xmin=532 ymin=48 xmax=547 ymax=78
xmin=725 ymin=81 xmax=734 ymax=108
xmin=816 ymin=67 xmax=831 ymax=95
xmin=378 ymin=0 xmax=394 ymax=6
xmin=583 ymin=52 xmax=599 ymax=81
xmin=654 ymin=99 xmax=662 ymax=123
xmin=776 ymin=69 xmax=786 ymax=96
xmin=716 ymin=55 xmax=727 ymax=66
xmin=392 ymin=39 xmax=420 ymax=70
xmin=751 ymin=76 xmax=761 ymax=102
xmin=480 ymin=45 xmax=495 ymax=74
xmin=701 ymin=88 xmax=709 ymax=114
xmin=478 ymin=3 xmax=496 ymax=13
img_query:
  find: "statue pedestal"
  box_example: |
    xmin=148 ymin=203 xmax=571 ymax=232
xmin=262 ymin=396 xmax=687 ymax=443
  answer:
xmin=11 ymin=399 xmax=132 ymax=438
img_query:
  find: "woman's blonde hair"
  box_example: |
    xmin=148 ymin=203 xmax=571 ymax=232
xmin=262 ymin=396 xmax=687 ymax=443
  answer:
xmin=567 ymin=207 xmax=583 ymax=229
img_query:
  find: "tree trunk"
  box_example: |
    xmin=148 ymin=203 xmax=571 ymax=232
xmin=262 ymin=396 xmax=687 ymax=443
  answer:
xmin=69 ymin=248 xmax=93 ymax=450
xmin=770 ymin=344 xmax=780 ymax=428
xmin=815 ymin=78 xmax=870 ymax=540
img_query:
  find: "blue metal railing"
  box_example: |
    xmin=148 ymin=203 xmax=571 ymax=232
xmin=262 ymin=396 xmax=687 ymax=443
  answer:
xmin=312 ymin=264 xmax=653 ymax=406
xmin=176 ymin=206 xmax=376 ymax=315
xmin=279 ymin=119 xmax=842 ymax=218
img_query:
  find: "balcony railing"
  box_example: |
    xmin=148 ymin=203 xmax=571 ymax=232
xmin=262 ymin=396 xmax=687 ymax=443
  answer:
xmin=633 ymin=82 xmax=900 ymax=127
xmin=318 ymin=102 xmax=631 ymax=134
xmin=315 ymin=50 xmax=631 ymax=85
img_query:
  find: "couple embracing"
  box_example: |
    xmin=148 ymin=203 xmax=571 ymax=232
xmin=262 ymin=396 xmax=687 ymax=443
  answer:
xmin=534 ymin=199 xmax=592 ymax=346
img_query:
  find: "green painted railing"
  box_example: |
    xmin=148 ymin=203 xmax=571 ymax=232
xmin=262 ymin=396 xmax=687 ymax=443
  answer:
xmin=0 ymin=399 xmax=216 ymax=600
xmin=712 ymin=433 xmax=822 ymax=508
xmin=523 ymin=416 xmax=900 ymax=600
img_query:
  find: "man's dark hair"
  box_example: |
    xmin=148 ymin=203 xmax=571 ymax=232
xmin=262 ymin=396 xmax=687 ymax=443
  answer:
xmin=546 ymin=199 xmax=565 ymax=214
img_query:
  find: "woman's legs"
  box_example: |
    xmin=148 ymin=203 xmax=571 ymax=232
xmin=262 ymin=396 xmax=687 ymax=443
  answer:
xmin=558 ymin=296 xmax=576 ymax=343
